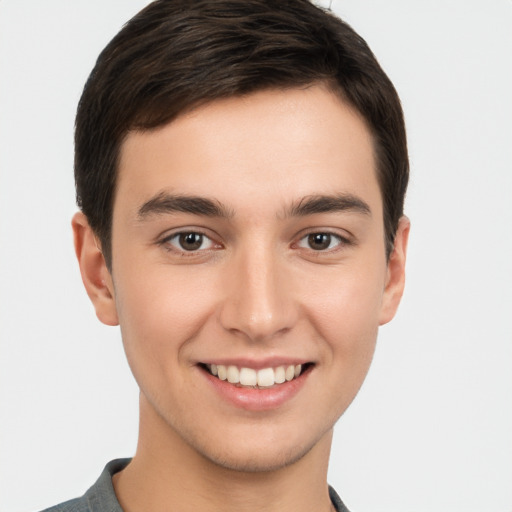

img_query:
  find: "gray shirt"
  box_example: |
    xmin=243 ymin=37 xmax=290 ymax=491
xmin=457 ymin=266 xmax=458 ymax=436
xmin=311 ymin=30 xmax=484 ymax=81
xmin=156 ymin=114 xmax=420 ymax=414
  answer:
xmin=40 ymin=459 xmax=351 ymax=512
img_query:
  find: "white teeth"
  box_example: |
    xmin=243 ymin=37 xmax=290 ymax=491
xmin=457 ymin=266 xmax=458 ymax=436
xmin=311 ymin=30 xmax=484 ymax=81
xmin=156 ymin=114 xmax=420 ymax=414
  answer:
xmin=217 ymin=365 xmax=227 ymax=381
xmin=227 ymin=365 xmax=240 ymax=384
xmin=274 ymin=366 xmax=286 ymax=384
xmin=239 ymin=367 xmax=257 ymax=386
xmin=257 ymin=367 xmax=275 ymax=387
xmin=207 ymin=363 xmax=305 ymax=387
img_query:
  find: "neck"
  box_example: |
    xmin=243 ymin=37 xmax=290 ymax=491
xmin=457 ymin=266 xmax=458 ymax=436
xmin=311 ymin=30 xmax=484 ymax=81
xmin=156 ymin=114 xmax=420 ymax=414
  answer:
xmin=113 ymin=394 xmax=334 ymax=512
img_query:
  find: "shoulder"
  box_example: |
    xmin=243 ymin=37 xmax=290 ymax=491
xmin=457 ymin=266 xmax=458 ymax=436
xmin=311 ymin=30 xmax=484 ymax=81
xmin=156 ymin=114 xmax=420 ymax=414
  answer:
xmin=329 ymin=485 xmax=352 ymax=512
xmin=37 ymin=459 xmax=131 ymax=512
xmin=38 ymin=496 xmax=89 ymax=512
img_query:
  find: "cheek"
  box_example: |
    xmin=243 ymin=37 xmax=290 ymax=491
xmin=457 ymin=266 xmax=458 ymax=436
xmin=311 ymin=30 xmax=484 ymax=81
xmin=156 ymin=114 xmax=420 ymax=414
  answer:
xmin=113 ymin=265 xmax=218 ymax=374
xmin=300 ymin=262 xmax=386 ymax=357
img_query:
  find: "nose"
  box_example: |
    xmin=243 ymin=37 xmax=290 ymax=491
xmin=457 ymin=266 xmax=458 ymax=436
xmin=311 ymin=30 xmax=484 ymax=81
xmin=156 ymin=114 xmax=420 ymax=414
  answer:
xmin=218 ymin=246 xmax=298 ymax=343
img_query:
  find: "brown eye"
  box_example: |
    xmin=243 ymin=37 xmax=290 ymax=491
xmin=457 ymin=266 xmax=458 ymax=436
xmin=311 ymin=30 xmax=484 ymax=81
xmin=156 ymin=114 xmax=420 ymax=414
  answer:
xmin=296 ymin=232 xmax=345 ymax=252
xmin=179 ymin=233 xmax=203 ymax=250
xmin=307 ymin=233 xmax=333 ymax=250
xmin=165 ymin=232 xmax=215 ymax=252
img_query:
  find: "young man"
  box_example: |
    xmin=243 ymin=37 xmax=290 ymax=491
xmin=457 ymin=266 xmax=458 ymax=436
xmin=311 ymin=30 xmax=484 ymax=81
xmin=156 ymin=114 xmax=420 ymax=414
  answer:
xmin=44 ymin=0 xmax=409 ymax=510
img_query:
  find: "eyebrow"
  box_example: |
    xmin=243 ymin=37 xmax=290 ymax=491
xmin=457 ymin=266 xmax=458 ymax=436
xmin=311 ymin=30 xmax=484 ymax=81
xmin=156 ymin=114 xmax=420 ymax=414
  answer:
xmin=286 ymin=194 xmax=371 ymax=218
xmin=137 ymin=191 xmax=371 ymax=221
xmin=137 ymin=192 xmax=233 ymax=220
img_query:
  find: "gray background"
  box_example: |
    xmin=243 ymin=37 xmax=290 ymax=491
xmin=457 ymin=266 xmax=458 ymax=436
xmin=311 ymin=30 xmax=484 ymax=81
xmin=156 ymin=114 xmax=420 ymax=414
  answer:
xmin=1 ymin=1 xmax=511 ymax=510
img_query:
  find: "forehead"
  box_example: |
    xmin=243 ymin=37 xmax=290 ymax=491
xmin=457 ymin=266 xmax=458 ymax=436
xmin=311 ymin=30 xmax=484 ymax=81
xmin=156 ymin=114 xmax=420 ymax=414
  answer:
xmin=116 ymin=86 xmax=381 ymax=219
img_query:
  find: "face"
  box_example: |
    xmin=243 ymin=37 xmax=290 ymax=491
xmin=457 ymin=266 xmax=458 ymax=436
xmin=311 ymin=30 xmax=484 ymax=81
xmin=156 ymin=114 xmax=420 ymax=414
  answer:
xmin=75 ymin=85 xmax=408 ymax=472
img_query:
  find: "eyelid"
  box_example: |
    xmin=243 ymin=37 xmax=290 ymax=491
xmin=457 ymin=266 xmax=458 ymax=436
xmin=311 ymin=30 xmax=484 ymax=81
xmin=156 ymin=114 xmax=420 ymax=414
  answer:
xmin=293 ymin=229 xmax=354 ymax=252
xmin=158 ymin=228 xmax=223 ymax=254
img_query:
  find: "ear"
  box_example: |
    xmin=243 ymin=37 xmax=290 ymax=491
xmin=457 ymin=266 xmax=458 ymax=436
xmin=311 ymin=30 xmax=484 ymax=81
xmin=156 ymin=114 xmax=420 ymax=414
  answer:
xmin=379 ymin=216 xmax=410 ymax=326
xmin=72 ymin=212 xmax=119 ymax=326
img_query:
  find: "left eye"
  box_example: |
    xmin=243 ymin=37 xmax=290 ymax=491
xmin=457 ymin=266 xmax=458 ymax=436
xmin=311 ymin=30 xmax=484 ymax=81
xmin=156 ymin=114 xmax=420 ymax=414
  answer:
xmin=165 ymin=232 xmax=215 ymax=252
xmin=297 ymin=233 xmax=343 ymax=251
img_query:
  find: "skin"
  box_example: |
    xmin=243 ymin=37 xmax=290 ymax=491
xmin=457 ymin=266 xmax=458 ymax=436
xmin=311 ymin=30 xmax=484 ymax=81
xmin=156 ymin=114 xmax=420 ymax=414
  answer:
xmin=73 ymin=85 xmax=409 ymax=512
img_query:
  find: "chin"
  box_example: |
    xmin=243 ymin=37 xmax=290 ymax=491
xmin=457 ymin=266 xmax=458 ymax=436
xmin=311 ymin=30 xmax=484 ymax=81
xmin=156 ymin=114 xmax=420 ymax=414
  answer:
xmin=139 ymin=383 xmax=339 ymax=474
xmin=183 ymin=420 xmax=334 ymax=474
xmin=198 ymin=439 xmax=316 ymax=473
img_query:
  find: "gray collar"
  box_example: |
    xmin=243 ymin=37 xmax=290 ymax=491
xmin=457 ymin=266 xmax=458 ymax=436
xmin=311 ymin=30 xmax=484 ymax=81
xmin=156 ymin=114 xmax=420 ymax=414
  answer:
xmin=79 ymin=458 xmax=351 ymax=512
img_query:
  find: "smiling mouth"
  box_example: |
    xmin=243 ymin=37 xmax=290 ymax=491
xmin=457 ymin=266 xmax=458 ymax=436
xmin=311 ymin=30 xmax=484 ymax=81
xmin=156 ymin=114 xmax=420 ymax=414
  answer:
xmin=201 ymin=363 xmax=312 ymax=389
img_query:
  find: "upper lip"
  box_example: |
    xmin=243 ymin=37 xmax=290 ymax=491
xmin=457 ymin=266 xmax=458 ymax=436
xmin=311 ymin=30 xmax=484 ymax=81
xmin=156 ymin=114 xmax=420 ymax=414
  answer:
xmin=198 ymin=357 xmax=312 ymax=370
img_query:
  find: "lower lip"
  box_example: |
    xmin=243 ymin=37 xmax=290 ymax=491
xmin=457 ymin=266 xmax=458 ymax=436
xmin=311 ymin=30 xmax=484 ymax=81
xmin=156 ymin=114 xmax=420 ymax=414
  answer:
xmin=200 ymin=366 xmax=311 ymax=412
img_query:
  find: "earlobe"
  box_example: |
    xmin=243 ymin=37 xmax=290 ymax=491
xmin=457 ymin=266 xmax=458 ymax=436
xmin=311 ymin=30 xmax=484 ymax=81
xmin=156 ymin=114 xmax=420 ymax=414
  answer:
xmin=379 ymin=216 xmax=410 ymax=326
xmin=72 ymin=212 xmax=119 ymax=326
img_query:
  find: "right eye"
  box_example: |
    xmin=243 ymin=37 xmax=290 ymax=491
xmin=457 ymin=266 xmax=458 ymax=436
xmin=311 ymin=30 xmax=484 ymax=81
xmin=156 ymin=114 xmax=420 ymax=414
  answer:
xmin=163 ymin=232 xmax=216 ymax=252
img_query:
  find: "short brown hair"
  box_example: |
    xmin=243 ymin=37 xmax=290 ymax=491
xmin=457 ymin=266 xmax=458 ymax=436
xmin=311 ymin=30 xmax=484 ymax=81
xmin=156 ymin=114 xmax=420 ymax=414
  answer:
xmin=75 ymin=0 xmax=408 ymax=268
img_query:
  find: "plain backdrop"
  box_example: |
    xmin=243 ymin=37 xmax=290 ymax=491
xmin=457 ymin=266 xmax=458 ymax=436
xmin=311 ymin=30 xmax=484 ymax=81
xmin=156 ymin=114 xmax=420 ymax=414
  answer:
xmin=1 ymin=1 xmax=511 ymax=511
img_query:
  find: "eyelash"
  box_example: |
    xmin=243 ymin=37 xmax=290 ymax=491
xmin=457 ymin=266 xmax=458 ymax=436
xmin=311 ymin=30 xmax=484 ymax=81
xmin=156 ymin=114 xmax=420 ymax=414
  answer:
xmin=160 ymin=231 xmax=219 ymax=255
xmin=159 ymin=229 xmax=351 ymax=256
xmin=295 ymin=231 xmax=351 ymax=252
